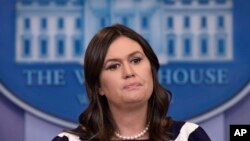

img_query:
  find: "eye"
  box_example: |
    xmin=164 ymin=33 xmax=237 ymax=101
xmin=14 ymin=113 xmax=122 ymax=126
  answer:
xmin=106 ymin=64 xmax=120 ymax=71
xmin=131 ymin=57 xmax=142 ymax=64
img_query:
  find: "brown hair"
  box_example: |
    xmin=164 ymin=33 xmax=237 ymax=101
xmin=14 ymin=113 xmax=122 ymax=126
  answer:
xmin=79 ymin=24 xmax=172 ymax=141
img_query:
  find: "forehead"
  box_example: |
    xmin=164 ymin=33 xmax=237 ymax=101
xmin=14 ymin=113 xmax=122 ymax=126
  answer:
xmin=105 ymin=36 xmax=144 ymax=59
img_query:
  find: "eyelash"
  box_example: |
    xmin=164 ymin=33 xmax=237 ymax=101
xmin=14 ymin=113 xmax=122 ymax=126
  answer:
xmin=106 ymin=64 xmax=120 ymax=70
xmin=131 ymin=57 xmax=142 ymax=64
xmin=105 ymin=57 xmax=143 ymax=71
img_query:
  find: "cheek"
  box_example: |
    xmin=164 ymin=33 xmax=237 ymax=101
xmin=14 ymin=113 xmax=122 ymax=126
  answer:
xmin=143 ymin=64 xmax=153 ymax=82
xmin=141 ymin=69 xmax=152 ymax=81
xmin=100 ymin=73 xmax=119 ymax=94
xmin=137 ymin=64 xmax=153 ymax=89
xmin=147 ymin=70 xmax=154 ymax=90
xmin=145 ymin=65 xmax=154 ymax=91
xmin=146 ymin=70 xmax=154 ymax=98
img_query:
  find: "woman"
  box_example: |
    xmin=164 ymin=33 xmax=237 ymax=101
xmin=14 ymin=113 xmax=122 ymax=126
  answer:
xmin=52 ymin=24 xmax=211 ymax=141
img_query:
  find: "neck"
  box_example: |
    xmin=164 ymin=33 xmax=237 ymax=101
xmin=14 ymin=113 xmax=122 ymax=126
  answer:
xmin=109 ymin=102 xmax=149 ymax=138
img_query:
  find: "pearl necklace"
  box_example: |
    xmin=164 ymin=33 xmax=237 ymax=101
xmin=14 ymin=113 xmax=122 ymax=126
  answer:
xmin=114 ymin=122 xmax=150 ymax=140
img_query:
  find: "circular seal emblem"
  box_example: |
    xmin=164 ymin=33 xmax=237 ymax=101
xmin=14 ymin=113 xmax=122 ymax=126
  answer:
xmin=0 ymin=0 xmax=249 ymax=127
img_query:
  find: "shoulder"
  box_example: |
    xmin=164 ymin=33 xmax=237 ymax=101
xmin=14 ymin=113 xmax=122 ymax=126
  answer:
xmin=169 ymin=120 xmax=211 ymax=141
xmin=52 ymin=132 xmax=81 ymax=141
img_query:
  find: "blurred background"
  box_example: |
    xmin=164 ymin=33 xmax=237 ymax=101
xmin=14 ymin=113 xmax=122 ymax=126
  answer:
xmin=0 ymin=0 xmax=250 ymax=141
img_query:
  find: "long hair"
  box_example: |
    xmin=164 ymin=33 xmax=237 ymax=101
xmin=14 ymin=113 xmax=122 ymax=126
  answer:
xmin=79 ymin=24 xmax=172 ymax=141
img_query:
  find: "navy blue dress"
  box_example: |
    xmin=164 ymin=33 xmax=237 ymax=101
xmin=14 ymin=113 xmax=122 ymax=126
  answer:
xmin=52 ymin=121 xmax=211 ymax=141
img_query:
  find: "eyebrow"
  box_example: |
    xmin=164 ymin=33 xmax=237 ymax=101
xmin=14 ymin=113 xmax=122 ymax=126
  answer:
xmin=103 ymin=51 xmax=144 ymax=65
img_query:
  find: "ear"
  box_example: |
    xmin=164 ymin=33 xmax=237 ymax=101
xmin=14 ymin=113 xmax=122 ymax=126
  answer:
xmin=99 ymin=87 xmax=105 ymax=96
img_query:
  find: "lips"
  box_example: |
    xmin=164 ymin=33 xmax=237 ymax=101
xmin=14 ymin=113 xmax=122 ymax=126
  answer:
xmin=123 ymin=82 xmax=142 ymax=90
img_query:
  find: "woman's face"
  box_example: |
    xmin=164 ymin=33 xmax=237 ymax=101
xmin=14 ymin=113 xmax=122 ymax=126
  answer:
xmin=99 ymin=36 xmax=153 ymax=109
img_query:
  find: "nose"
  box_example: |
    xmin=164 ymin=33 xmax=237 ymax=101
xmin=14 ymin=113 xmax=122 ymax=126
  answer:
xmin=123 ymin=63 xmax=135 ymax=79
